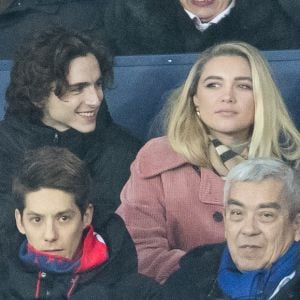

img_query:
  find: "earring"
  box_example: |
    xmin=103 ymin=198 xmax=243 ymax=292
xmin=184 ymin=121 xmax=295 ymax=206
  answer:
xmin=194 ymin=105 xmax=200 ymax=117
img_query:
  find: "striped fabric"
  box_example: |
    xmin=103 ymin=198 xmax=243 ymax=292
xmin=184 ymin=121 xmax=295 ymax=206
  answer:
xmin=208 ymin=136 xmax=248 ymax=177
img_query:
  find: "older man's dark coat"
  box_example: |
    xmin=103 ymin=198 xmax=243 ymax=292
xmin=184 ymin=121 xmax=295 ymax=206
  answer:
xmin=163 ymin=243 xmax=300 ymax=299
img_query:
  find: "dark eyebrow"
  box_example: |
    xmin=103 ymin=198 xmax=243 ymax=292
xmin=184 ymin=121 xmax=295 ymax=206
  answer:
xmin=258 ymin=202 xmax=281 ymax=210
xmin=69 ymin=76 xmax=103 ymax=90
xmin=56 ymin=209 xmax=76 ymax=217
xmin=25 ymin=209 xmax=76 ymax=217
xmin=227 ymin=199 xmax=281 ymax=210
xmin=227 ymin=199 xmax=244 ymax=207
xmin=25 ymin=211 xmax=42 ymax=217
xmin=235 ymin=76 xmax=252 ymax=82
xmin=202 ymin=76 xmax=252 ymax=83
xmin=68 ymin=82 xmax=89 ymax=90
xmin=202 ymin=76 xmax=223 ymax=82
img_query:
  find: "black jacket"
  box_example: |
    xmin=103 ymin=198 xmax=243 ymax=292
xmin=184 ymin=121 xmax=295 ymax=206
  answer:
xmin=105 ymin=0 xmax=300 ymax=55
xmin=0 ymin=0 xmax=108 ymax=59
xmin=0 ymin=101 xmax=141 ymax=253
xmin=1 ymin=214 xmax=161 ymax=299
xmin=163 ymin=243 xmax=300 ymax=299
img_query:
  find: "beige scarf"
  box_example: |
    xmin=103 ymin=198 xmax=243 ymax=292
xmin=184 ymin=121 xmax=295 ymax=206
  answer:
xmin=209 ymin=136 xmax=249 ymax=177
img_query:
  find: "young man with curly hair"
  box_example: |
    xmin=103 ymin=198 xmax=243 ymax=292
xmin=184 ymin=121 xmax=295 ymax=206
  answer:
xmin=0 ymin=28 xmax=141 ymax=254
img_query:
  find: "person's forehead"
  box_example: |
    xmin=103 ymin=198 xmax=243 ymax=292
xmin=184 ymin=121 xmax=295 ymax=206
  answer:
xmin=24 ymin=188 xmax=78 ymax=214
xmin=67 ymin=54 xmax=101 ymax=84
xmin=202 ymin=55 xmax=251 ymax=75
xmin=227 ymin=179 xmax=285 ymax=209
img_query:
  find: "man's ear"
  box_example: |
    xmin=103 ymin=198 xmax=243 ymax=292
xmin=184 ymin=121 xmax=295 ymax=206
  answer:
xmin=15 ymin=209 xmax=26 ymax=235
xmin=83 ymin=204 xmax=94 ymax=228
xmin=293 ymin=213 xmax=300 ymax=241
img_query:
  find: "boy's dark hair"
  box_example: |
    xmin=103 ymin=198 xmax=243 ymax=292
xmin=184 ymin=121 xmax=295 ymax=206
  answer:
xmin=5 ymin=27 xmax=113 ymax=121
xmin=12 ymin=147 xmax=92 ymax=216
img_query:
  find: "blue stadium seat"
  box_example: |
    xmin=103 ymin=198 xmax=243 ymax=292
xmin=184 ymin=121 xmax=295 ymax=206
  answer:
xmin=0 ymin=60 xmax=11 ymax=118
xmin=0 ymin=50 xmax=299 ymax=141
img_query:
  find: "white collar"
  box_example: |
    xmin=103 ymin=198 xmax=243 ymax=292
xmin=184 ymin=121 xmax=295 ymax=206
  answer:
xmin=185 ymin=0 xmax=235 ymax=32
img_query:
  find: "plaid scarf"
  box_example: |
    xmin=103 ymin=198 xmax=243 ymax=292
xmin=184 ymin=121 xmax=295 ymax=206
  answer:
xmin=208 ymin=136 xmax=249 ymax=177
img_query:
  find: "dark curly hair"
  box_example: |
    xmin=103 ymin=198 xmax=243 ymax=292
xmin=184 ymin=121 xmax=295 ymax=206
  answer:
xmin=5 ymin=27 xmax=113 ymax=121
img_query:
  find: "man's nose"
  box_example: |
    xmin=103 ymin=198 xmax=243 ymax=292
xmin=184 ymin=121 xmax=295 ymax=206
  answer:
xmin=85 ymin=86 xmax=103 ymax=106
xmin=43 ymin=221 xmax=58 ymax=242
xmin=241 ymin=215 xmax=260 ymax=236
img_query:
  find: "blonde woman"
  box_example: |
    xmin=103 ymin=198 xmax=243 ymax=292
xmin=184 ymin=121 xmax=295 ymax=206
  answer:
xmin=117 ymin=42 xmax=300 ymax=283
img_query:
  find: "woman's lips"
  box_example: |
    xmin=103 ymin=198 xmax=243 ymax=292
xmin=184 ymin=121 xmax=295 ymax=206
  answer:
xmin=215 ymin=110 xmax=237 ymax=116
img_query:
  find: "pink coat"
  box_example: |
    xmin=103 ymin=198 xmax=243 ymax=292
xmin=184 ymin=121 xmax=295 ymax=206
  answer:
xmin=117 ymin=137 xmax=225 ymax=283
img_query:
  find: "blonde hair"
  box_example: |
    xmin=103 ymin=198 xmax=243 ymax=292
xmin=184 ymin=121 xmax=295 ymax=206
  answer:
xmin=166 ymin=41 xmax=300 ymax=168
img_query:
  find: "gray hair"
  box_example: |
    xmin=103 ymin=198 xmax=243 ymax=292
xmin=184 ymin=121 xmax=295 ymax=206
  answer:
xmin=224 ymin=158 xmax=300 ymax=220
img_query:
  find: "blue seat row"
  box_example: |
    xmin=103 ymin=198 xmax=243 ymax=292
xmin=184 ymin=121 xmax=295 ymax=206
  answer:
xmin=1 ymin=50 xmax=299 ymax=141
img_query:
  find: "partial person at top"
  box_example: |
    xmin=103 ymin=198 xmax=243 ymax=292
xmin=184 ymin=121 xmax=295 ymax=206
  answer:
xmin=104 ymin=0 xmax=300 ymax=55
xmin=0 ymin=0 xmax=108 ymax=59
xmin=0 ymin=27 xmax=141 ymax=251
xmin=117 ymin=41 xmax=300 ymax=283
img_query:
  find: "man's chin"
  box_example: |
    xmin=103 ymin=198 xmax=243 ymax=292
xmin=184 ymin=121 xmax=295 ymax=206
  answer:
xmin=73 ymin=124 xmax=97 ymax=133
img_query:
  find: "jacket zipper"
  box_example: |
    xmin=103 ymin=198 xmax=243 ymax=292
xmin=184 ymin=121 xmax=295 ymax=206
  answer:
xmin=35 ymin=271 xmax=42 ymax=299
xmin=67 ymin=275 xmax=80 ymax=299
xmin=53 ymin=132 xmax=59 ymax=145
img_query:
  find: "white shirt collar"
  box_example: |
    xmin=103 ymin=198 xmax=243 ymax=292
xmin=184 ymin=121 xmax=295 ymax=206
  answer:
xmin=185 ymin=0 xmax=235 ymax=32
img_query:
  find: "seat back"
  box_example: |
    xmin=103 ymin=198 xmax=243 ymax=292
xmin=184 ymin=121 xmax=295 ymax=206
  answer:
xmin=1 ymin=50 xmax=299 ymax=141
xmin=105 ymin=51 xmax=300 ymax=140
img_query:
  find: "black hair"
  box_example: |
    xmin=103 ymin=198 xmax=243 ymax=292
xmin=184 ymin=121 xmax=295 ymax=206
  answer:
xmin=5 ymin=27 xmax=113 ymax=122
xmin=12 ymin=147 xmax=92 ymax=216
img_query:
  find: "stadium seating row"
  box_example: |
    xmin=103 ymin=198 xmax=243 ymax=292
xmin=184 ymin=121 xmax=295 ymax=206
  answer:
xmin=1 ymin=50 xmax=299 ymax=141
